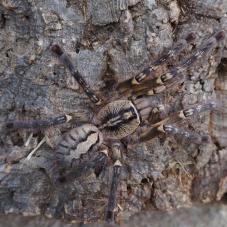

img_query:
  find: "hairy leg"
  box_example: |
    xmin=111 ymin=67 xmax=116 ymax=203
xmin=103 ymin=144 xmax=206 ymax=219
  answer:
xmin=51 ymin=44 xmax=103 ymax=106
xmin=105 ymin=160 xmax=122 ymax=223
xmin=117 ymin=32 xmax=196 ymax=94
xmin=5 ymin=114 xmax=72 ymax=129
xmin=129 ymin=101 xmax=218 ymax=143
xmin=119 ymin=31 xmax=225 ymax=98
xmin=47 ymin=144 xmax=122 ymax=223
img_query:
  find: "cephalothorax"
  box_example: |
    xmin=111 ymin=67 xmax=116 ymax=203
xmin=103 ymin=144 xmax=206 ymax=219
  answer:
xmin=95 ymin=99 xmax=141 ymax=139
xmin=5 ymin=30 xmax=225 ymax=223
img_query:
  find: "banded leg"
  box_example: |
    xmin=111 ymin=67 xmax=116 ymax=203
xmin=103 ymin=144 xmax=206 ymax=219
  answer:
xmin=117 ymin=32 xmax=196 ymax=94
xmin=51 ymin=45 xmax=103 ymax=106
xmin=105 ymin=160 xmax=122 ymax=223
xmin=138 ymin=101 xmax=218 ymax=143
xmin=5 ymin=114 xmax=72 ymax=129
xmin=158 ymin=124 xmax=210 ymax=144
xmin=133 ymin=94 xmax=168 ymax=122
xmin=5 ymin=114 xmax=73 ymax=159
xmin=126 ymin=31 xmax=225 ymax=98
xmin=145 ymin=30 xmax=225 ymax=97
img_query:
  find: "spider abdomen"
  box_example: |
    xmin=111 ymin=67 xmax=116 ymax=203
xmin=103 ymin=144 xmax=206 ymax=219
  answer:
xmin=56 ymin=124 xmax=103 ymax=165
xmin=96 ymin=100 xmax=141 ymax=139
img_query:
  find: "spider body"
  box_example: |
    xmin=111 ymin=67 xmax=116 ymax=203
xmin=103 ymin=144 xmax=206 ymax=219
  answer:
xmin=55 ymin=99 xmax=140 ymax=166
xmin=95 ymin=99 xmax=141 ymax=139
xmin=5 ymin=30 xmax=225 ymax=223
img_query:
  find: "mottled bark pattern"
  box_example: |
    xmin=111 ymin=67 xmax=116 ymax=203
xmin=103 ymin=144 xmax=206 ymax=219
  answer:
xmin=0 ymin=0 xmax=227 ymax=224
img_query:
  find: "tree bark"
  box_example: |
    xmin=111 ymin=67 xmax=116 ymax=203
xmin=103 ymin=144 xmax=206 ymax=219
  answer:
xmin=0 ymin=0 xmax=227 ymax=224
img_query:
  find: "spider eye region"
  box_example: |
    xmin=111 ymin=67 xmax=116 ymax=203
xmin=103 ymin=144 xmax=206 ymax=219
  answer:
xmin=96 ymin=100 xmax=141 ymax=139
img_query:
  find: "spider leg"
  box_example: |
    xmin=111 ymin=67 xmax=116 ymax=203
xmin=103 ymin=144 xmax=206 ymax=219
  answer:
xmin=157 ymin=124 xmax=210 ymax=144
xmin=5 ymin=114 xmax=72 ymax=129
xmin=46 ymin=148 xmax=109 ymax=185
xmin=117 ymin=32 xmax=196 ymax=95
xmin=154 ymin=31 xmax=225 ymax=87
xmin=62 ymin=149 xmax=109 ymax=181
xmin=135 ymin=101 xmax=218 ymax=143
xmin=142 ymin=31 xmax=225 ymax=97
xmin=48 ymin=140 xmax=122 ymax=223
xmin=123 ymin=30 xmax=225 ymax=98
xmin=44 ymin=148 xmax=109 ymax=221
xmin=4 ymin=114 xmax=73 ymax=159
xmin=126 ymin=123 xmax=210 ymax=145
xmin=133 ymin=94 xmax=165 ymax=121
xmin=57 ymin=146 xmax=122 ymax=223
xmin=105 ymin=160 xmax=122 ymax=223
xmin=51 ymin=44 xmax=103 ymax=106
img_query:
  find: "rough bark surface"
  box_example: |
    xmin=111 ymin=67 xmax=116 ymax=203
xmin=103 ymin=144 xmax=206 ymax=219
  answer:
xmin=0 ymin=0 xmax=227 ymax=224
xmin=1 ymin=203 xmax=227 ymax=227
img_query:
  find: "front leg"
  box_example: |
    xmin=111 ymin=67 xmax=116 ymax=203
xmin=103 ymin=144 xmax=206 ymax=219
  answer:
xmin=125 ymin=30 xmax=225 ymax=98
xmin=5 ymin=114 xmax=72 ymax=129
xmin=117 ymin=32 xmax=196 ymax=95
xmin=51 ymin=44 xmax=103 ymax=106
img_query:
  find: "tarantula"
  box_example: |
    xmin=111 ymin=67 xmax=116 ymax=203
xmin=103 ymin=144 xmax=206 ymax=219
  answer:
xmin=5 ymin=30 xmax=225 ymax=223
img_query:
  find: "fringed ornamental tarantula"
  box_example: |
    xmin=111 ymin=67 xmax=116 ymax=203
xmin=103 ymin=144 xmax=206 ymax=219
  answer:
xmin=5 ymin=30 xmax=225 ymax=223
